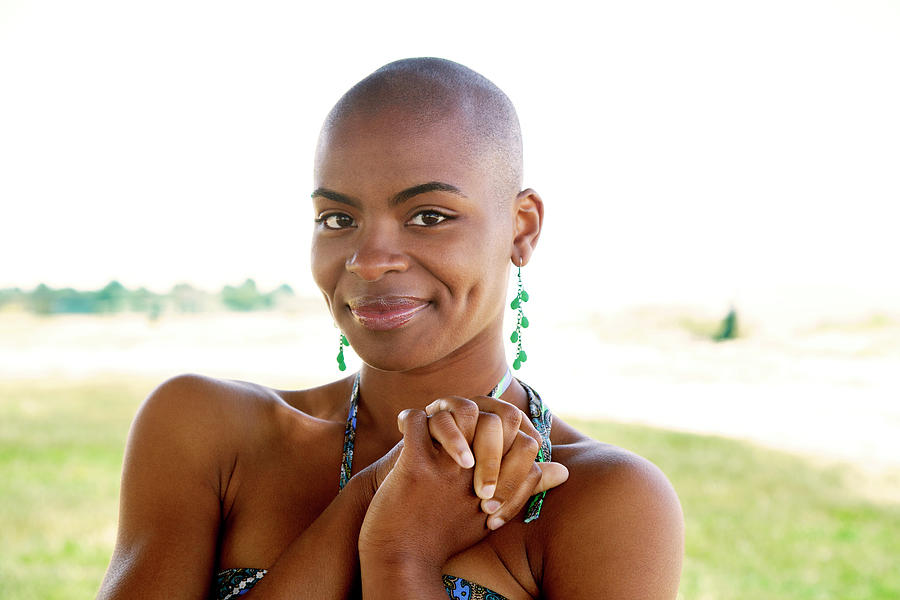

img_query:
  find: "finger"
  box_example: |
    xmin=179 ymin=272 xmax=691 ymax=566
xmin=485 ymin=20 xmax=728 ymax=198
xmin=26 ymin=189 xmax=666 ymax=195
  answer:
xmin=470 ymin=395 xmax=539 ymax=451
xmin=396 ymin=409 xmax=432 ymax=456
xmin=427 ymin=410 xmax=475 ymax=468
xmin=530 ymin=462 xmax=569 ymax=495
xmin=480 ymin=432 xmax=541 ymax=529
xmin=471 ymin=412 xmax=503 ymax=499
xmin=424 ymin=396 xmax=479 ymax=444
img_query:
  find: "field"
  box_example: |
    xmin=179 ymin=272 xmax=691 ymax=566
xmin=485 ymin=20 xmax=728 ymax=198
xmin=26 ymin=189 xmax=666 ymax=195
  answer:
xmin=1 ymin=308 xmax=898 ymax=598
xmin=2 ymin=376 xmax=899 ymax=599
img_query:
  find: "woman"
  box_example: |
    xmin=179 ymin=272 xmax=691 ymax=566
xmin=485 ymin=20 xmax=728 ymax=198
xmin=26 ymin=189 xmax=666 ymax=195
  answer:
xmin=98 ymin=58 xmax=683 ymax=599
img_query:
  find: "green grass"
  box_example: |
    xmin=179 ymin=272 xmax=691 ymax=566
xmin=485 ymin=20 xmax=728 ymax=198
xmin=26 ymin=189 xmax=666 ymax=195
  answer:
xmin=0 ymin=377 xmax=154 ymax=600
xmin=1 ymin=379 xmax=898 ymax=599
xmin=567 ymin=418 xmax=900 ymax=600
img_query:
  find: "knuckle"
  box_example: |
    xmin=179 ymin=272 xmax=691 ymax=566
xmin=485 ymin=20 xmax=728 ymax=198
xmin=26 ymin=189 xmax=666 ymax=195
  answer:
xmin=434 ymin=410 xmax=455 ymax=425
xmin=427 ymin=411 xmax=450 ymax=432
xmin=480 ymin=412 xmax=502 ymax=430
xmin=523 ymin=466 xmax=543 ymax=494
xmin=457 ymin=399 xmax=479 ymax=419
xmin=497 ymin=404 xmax=522 ymax=429
xmin=527 ymin=462 xmax=542 ymax=484
xmin=517 ymin=431 xmax=540 ymax=457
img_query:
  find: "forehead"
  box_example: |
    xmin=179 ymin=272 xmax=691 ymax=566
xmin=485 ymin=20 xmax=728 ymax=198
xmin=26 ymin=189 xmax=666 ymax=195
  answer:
xmin=314 ymin=108 xmax=489 ymax=196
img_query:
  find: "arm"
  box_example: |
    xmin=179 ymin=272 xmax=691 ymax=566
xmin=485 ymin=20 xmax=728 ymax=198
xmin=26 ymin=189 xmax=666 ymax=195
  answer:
xmin=243 ymin=469 xmax=377 ymax=599
xmin=98 ymin=377 xmax=565 ymax=599
xmin=540 ymin=445 xmax=684 ymax=599
xmin=359 ymin=409 xmax=491 ymax=600
xmin=358 ymin=402 xmax=571 ymax=599
xmin=96 ymin=374 xmax=383 ymax=600
xmin=262 ymin=400 xmax=566 ymax=599
xmin=97 ymin=375 xmax=223 ymax=599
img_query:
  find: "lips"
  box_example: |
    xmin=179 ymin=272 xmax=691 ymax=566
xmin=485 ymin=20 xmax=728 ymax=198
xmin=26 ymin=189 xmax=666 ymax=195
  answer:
xmin=348 ymin=296 xmax=430 ymax=331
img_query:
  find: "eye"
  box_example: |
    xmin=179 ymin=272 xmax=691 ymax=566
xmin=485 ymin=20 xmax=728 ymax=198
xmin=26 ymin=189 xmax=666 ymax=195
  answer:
xmin=408 ymin=210 xmax=451 ymax=227
xmin=315 ymin=212 xmax=356 ymax=230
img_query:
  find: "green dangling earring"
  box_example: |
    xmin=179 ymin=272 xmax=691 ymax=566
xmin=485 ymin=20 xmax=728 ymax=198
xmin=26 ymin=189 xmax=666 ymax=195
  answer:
xmin=336 ymin=332 xmax=349 ymax=371
xmin=510 ymin=259 xmax=530 ymax=370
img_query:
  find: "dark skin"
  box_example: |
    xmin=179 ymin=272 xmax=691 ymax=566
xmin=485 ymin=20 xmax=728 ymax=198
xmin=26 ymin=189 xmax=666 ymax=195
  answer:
xmin=98 ymin=88 xmax=683 ymax=599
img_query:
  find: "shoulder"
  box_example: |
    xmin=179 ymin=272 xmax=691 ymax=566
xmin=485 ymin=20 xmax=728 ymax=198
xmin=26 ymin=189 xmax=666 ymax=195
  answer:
xmin=100 ymin=374 xmax=288 ymax=598
xmin=129 ymin=374 xmax=281 ymax=456
xmin=135 ymin=373 xmax=284 ymax=431
xmin=99 ymin=374 xmax=351 ymax=598
xmin=536 ymin=423 xmax=684 ymax=598
xmin=550 ymin=426 xmax=680 ymax=502
xmin=128 ymin=373 xmax=354 ymax=470
xmin=133 ymin=372 xmax=352 ymax=438
xmin=124 ymin=374 xmax=295 ymax=488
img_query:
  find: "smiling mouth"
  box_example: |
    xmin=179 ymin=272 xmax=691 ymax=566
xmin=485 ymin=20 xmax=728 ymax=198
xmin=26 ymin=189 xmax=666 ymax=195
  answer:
xmin=348 ymin=296 xmax=430 ymax=331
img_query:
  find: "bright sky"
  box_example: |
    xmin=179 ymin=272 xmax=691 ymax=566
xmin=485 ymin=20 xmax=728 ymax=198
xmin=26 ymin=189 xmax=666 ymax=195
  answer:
xmin=1 ymin=0 xmax=898 ymax=315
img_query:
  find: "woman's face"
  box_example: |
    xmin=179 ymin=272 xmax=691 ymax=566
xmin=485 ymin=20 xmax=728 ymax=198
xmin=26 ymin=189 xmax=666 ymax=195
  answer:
xmin=311 ymin=109 xmax=516 ymax=372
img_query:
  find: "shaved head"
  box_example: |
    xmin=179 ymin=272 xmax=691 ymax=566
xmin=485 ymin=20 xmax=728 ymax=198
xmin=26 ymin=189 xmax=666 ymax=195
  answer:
xmin=317 ymin=57 xmax=524 ymax=200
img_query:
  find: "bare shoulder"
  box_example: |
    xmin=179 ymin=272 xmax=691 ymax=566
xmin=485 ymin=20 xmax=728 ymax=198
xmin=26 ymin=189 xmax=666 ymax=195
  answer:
xmin=134 ymin=373 xmax=287 ymax=442
xmin=98 ymin=373 xmax=312 ymax=599
xmin=549 ymin=422 xmax=680 ymax=505
xmin=536 ymin=420 xmax=684 ymax=599
xmin=140 ymin=372 xmax=287 ymax=418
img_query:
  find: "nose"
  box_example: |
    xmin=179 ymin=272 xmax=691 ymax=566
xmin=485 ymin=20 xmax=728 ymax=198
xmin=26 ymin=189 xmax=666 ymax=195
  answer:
xmin=345 ymin=225 xmax=409 ymax=281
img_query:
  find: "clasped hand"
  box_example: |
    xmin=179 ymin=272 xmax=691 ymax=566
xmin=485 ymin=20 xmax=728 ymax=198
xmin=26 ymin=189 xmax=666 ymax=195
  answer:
xmin=359 ymin=396 xmax=569 ymax=572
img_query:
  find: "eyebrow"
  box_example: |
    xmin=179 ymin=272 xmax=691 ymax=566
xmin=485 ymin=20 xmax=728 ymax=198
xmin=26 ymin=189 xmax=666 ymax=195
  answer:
xmin=311 ymin=181 xmax=467 ymax=207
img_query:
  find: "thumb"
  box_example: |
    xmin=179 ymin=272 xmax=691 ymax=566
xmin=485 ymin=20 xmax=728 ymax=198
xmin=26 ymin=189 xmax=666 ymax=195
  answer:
xmin=531 ymin=462 xmax=570 ymax=495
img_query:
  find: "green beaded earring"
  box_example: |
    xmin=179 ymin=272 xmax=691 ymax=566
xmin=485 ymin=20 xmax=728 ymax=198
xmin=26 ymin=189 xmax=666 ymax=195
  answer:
xmin=510 ymin=259 xmax=530 ymax=370
xmin=336 ymin=332 xmax=349 ymax=371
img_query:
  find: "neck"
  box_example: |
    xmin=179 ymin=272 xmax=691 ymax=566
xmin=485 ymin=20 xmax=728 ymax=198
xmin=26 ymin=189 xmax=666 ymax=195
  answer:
xmin=356 ymin=329 xmax=522 ymax=437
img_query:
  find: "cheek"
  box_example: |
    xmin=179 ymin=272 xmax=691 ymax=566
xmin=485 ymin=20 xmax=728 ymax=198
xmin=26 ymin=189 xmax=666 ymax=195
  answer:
xmin=432 ymin=239 xmax=508 ymax=313
xmin=310 ymin=238 xmax=342 ymax=301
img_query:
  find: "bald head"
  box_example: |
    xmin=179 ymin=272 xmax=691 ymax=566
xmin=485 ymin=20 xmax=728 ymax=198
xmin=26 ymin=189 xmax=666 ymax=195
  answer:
xmin=317 ymin=57 xmax=523 ymax=199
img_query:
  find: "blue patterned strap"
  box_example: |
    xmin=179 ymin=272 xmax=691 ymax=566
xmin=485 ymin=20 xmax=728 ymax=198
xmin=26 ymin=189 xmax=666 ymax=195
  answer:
xmin=212 ymin=569 xmax=508 ymax=600
xmin=338 ymin=373 xmax=361 ymax=491
xmin=442 ymin=574 xmax=510 ymax=599
xmin=520 ymin=380 xmax=551 ymax=523
xmin=214 ymin=568 xmax=267 ymax=599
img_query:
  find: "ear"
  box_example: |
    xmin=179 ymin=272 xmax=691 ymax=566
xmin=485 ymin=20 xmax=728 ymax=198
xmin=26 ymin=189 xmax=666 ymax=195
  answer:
xmin=511 ymin=188 xmax=544 ymax=266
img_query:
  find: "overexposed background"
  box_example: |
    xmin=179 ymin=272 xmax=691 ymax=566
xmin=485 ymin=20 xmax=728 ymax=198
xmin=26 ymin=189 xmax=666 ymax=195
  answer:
xmin=1 ymin=0 xmax=899 ymax=466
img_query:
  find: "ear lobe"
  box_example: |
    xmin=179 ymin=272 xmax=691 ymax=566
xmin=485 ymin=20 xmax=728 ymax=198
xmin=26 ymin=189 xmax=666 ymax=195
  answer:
xmin=511 ymin=188 xmax=544 ymax=266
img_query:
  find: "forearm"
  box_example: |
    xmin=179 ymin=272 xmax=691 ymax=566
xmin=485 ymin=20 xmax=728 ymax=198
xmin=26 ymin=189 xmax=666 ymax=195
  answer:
xmin=245 ymin=472 xmax=376 ymax=599
xmin=359 ymin=557 xmax=450 ymax=600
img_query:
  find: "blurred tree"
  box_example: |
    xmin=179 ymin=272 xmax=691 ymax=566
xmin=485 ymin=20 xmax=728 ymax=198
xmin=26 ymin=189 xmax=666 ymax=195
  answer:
xmin=265 ymin=283 xmax=296 ymax=310
xmin=171 ymin=283 xmax=205 ymax=313
xmin=55 ymin=287 xmax=98 ymax=313
xmin=221 ymin=278 xmax=264 ymax=311
xmin=30 ymin=283 xmax=55 ymax=314
xmin=96 ymin=280 xmax=128 ymax=313
xmin=148 ymin=300 xmax=162 ymax=321
xmin=713 ymin=306 xmax=738 ymax=342
xmin=128 ymin=286 xmax=157 ymax=312
xmin=0 ymin=287 xmax=25 ymax=311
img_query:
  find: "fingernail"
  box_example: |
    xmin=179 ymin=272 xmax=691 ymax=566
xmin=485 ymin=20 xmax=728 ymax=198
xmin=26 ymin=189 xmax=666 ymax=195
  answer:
xmin=480 ymin=484 xmax=496 ymax=499
xmin=483 ymin=499 xmax=502 ymax=514
xmin=460 ymin=451 xmax=475 ymax=469
xmin=487 ymin=516 xmax=505 ymax=530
